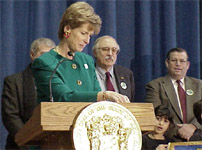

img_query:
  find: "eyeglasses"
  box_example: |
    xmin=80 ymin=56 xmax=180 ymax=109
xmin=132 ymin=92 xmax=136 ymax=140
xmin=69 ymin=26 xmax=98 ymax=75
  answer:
xmin=98 ymin=47 xmax=119 ymax=55
xmin=169 ymin=59 xmax=188 ymax=64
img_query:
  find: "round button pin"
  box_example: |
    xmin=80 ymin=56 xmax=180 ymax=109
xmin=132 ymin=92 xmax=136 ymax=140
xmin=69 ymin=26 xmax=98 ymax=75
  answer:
xmin=120 ymin=82 xmax=127 ymax=89
xmin=186 ymin=89 xmax=194 ymax=96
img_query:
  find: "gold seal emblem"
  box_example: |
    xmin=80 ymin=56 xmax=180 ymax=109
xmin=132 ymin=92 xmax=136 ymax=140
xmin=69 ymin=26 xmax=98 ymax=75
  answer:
xmin=73 ymin=101 xmax=142 ymax=150
xmin=186 ymin=89 xmax=194 ymax=96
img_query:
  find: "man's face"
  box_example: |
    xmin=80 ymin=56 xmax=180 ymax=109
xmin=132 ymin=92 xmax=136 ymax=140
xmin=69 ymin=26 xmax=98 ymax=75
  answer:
xmin=31 ymin=45 xmax=54 ymax=61
xmin=94 ymin=37 xmax=119 ymax=71
xmin=165 ymin=51 xmax=190 ymax=80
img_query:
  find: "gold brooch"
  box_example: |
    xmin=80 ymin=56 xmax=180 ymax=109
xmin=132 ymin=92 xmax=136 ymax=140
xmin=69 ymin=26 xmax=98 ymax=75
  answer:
xmin=77 ymin=80 xmax=82 ymax=86
xmin=72 ymin=64 xmax=77 ymax=69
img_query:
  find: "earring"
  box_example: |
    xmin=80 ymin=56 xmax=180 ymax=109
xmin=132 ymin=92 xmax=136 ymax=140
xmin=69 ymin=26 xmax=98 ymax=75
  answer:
xmin=64 ymin=30 xmax=71 ymax=38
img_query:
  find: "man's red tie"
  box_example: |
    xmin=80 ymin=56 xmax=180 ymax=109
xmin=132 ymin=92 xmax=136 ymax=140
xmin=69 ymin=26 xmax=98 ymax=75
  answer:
xmin=176 ymin=80 xmax=187 ymax=123
xmin=106 ymin=72 xmax=115 ymax=91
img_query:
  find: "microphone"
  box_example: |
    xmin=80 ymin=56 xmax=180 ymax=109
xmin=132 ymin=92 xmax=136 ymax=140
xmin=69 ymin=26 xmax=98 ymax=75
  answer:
xmin=68 ymin=51 xmax=73 ymax=56
xmin=68 ymin=51 xmax=75 ymax=58
xmin=49 ymin=51 xmax=75 ymax=102
xmin=49 ymin=59 xmax=67 ymax=102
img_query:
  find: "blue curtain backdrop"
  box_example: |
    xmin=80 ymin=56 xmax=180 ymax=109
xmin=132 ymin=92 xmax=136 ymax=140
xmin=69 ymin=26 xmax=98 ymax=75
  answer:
xmin=0 ymin=0 xmax=201 ymax=149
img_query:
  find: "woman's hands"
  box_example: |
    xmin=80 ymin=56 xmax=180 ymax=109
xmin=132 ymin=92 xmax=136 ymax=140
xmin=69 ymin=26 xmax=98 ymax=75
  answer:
xmin=97 ymin=91 xmax=130 ymax=103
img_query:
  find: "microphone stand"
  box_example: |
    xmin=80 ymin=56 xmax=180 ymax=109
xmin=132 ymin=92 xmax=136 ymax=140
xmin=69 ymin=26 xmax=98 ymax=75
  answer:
xmin=49 ymin=51 xmax=74 ymax=102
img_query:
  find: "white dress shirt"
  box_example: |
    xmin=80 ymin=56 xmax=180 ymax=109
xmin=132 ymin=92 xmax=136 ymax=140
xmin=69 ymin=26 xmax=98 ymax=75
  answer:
xmin=171 ymin=78 xmax=185 ymax=118
xmin=95 ymin=66 xmax=119 ymax=93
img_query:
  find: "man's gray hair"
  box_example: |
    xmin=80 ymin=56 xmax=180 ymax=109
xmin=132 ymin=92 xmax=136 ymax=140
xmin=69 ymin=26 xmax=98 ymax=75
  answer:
xmin=30 ymin=38 xmax=56 ymax=54
xmin=92 ymin=35 xmax=120 ymax=54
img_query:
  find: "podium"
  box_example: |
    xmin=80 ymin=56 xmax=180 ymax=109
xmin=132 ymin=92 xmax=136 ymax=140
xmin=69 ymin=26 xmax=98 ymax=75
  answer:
xmin=15 ymin=102 xmax=156 ymax=150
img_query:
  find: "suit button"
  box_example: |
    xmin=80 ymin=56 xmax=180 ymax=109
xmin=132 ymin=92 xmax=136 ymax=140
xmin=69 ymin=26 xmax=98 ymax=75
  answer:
xmin=77 ymin=80 xmax=82 ymax=86
xmin=72 ymin=64 xmax=77 ymax=69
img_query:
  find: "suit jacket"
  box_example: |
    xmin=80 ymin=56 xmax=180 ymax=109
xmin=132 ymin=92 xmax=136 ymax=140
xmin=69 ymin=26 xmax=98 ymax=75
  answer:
xmin=2 ymin=64 xmax=37 ymax=149
xmin=145 ymin=74 xmax=202 ymax=139
xmin=114 ymin=65 xmax=135 ymax=102
xmin=189 ymin=129 xmax=202 ymax=141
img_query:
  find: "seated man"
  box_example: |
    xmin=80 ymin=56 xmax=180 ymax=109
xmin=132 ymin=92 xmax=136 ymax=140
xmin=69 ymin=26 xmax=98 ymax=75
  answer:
xmin=1 ymin=38 xmax=55 ymax=150
xmin=92 ymin=35 xmax=135 ymax=101
xmin=190 ymin=99 xmax=202 ymax=141
xmin=145 ymin=48 xmax=202 ymax=141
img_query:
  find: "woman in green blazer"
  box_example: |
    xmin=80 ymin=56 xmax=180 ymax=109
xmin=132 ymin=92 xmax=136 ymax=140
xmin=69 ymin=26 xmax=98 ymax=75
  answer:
xmin=32 ymin=2 xmax=130 ymax=103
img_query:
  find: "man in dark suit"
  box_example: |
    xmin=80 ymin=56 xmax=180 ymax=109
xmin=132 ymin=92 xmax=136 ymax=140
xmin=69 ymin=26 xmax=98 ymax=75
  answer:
xmin=145 ymin=48 xmax=202 ymax=141
xmin=92 ymin=35 xmax=135 ymax=101
xmin=1 ymin=38 xmax=55 ymax=150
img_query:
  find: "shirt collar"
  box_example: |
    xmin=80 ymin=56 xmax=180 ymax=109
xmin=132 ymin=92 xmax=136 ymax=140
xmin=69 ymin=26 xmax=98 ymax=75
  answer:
xmin=96 ymin=66 xmax=114 ymax=80
xmin=171 ymin=77 xmax=185 ymax=85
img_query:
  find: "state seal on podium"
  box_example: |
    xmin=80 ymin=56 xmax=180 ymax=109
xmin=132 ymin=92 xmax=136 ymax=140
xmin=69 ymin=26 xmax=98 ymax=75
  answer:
xmin=73 ymin=101 xmax=142 ymax=150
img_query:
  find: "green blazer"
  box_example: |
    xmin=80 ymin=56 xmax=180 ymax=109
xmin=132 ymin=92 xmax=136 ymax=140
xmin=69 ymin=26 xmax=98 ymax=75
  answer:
xmin=32 ymin=49 xmax=101 ymax=103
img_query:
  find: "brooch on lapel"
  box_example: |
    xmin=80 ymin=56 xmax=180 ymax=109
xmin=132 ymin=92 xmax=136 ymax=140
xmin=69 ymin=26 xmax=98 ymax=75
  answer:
xmin=186 ymin=89 xmax=194 ymax=96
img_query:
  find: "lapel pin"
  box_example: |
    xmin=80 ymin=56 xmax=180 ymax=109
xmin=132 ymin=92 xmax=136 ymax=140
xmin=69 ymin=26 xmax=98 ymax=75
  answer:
xmin=120 ymin=76 xmax=124 ymax=80
xmin=120 ymin=82 xmax=127 ymax=90
xmin=84 ymin=64 xmax=88 ymax=69
xmin=186 ymin=89 xmax=194 ymax=96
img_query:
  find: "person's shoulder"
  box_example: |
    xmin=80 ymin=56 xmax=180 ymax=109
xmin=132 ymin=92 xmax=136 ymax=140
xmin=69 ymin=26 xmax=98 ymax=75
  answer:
xmin=32 ymin=49 xmax=58 ymax=68
xmin=147 ymin=76 xmax=166 ymax=84
xmin=4 ymin=64 xmax=31 ymax=84
xmin=114 ymin=65 xmax=133 ymax=73
xmin=37 ymin=49 xmax=56 ymax=61
xmin=75 ymin=52 xmax=94 ymax=62
xmin=76 ymin=52 xmax=93 ymax=59
xmin=186 ymin=76 xmax=202 ymax=82
xmin=4 ymin=72 xmax=23 ymax=84
xmin=142 ymin=133 xmax=152 ymax=143
xmin=5 ymin=72 xmax=22 ymax=80
xmin=142 ymin=132 xmax=150 ymax=138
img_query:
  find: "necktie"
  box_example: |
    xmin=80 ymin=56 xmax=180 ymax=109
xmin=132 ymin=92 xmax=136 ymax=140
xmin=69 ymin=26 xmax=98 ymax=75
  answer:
xmin=176 ymin=80 xmax=187 ymax=123
xmin=106 ymin=72 xmax=115 ymax=91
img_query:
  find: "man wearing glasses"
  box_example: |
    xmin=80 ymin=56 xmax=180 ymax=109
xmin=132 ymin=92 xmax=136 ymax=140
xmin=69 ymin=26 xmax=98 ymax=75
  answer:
xmin=92 ymin=35 xmax=135 ymax=102
xmin=145 ymin=48 xmax=202 ymax=141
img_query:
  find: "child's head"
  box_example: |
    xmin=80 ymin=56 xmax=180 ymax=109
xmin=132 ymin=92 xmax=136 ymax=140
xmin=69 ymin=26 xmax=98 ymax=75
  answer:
xmin=193 ymin=100 xmax=202 ymax=125
xmin=154 ymin=106 xmax=174 ymax=134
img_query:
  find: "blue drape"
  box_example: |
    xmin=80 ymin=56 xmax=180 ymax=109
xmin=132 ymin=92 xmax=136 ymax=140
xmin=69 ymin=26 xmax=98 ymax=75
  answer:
xmin=0 ymin=0 xmax=201 ymax=148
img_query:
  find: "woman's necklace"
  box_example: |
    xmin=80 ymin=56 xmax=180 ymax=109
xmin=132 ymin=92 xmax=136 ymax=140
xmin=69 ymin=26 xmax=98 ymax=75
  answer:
xmin=54 ymin=46 xmax=62 ymax=56
xmin=54 ymin=46 xmax=73 ymax=60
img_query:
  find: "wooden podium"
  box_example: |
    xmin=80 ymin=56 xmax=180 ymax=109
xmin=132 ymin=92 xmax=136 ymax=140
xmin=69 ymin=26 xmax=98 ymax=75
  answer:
xmin=15 ymin=102 xmax=156 ymax=150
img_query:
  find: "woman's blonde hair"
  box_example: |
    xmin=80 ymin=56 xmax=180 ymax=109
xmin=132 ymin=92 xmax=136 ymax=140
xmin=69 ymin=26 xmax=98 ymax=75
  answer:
xmin=58 ymin=2 xmax=102 ymax=40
